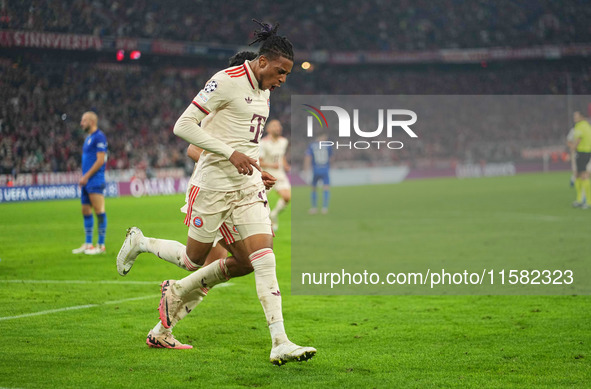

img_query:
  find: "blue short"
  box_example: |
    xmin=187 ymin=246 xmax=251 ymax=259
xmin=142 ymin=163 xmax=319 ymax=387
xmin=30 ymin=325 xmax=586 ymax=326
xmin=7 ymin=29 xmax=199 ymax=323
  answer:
xmin=312 ymin=171 xmax=330 ymax=187
xmin=81 ymin=183 xmax=106 ymax=205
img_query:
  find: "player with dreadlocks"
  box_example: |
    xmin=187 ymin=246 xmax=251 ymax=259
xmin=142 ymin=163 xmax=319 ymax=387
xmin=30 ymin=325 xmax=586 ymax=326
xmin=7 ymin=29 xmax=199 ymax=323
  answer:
xmin=178 ymin=49 xmax=273 ymax=268
xmin=118 ymin=20 xmax=316 ymax=365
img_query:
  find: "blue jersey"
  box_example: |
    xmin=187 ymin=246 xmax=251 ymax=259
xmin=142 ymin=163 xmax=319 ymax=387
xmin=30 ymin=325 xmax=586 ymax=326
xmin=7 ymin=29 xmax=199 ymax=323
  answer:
xmin=82 ymin=129 xmax=107 ymax=185
xmin=306 ymin=141 xmax=332 ymax=174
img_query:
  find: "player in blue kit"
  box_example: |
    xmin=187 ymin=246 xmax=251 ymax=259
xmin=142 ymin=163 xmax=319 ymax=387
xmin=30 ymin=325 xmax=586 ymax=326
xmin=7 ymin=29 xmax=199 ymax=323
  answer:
xmin=72 ymin=111 xmax=108 ymax=255
xmin=305 ymin=133 xmax=333 ymax=214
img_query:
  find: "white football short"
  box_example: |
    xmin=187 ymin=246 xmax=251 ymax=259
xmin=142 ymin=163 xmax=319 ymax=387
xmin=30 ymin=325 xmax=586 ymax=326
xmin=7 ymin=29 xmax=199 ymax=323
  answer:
xmin=183 ymin=183 xmax=272 ymax=244
xmin=274 ymin=173 xmax=291 ymax=191
xmin=267 ymin=169 xmax=291 ymax=191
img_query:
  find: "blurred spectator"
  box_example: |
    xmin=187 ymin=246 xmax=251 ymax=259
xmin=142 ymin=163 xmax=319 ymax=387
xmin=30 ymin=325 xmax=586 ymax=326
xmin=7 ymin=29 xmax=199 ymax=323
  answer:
xmin=1 ymin=52 xmax=590 ymax=174
xmin=1 ymin=0 xmax=590 ymax=51
xmin=0 ymin=57 xmax=201 ymax=175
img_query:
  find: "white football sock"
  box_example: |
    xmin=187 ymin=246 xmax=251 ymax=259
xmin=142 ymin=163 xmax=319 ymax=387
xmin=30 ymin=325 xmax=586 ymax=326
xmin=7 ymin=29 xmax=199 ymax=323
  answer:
xmin=269 ymin=322 xmax=289 ymax=346
xmin=139 ymin=237 xmax=200 ymax=271
xmin=152 ymin=321 xmax=169 ymax=334
xmin=250 ymin=248 xmax=289 ymax=347
xmin=151 ymin=289 xmax=207 ymax=334
xmin=173 ymin=258 xmax=230 ymax=298
xmin=270 ymin=198 xmax=286 ymax=220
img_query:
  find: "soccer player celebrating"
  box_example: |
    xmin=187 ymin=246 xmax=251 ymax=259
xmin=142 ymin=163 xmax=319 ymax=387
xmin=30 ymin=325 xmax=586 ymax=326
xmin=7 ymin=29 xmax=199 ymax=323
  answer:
xmin=305 ymin=133 xmax=333 ymax=214
xmin=117 ymin=21 xmax=315 ymax=365
xmin=260 ymin=119 xmax=291 ymax=231
xmin=179 ymin=51 xmax=263 ymax=264
xmin=118 ymin=51 xmax=276 ymax=342
xmin=72 ymin=111 xmax=108 ymax=255
xmin=570 ymin=111 xmax=591 ymax=209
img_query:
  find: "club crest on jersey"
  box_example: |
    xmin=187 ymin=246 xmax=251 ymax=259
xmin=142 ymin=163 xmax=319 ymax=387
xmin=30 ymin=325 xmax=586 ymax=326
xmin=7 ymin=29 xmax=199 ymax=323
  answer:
xmin=204 ymin=81 xmax=218 ymax=93
xmin=267 ymin=98 xmax=270 ymax=108
xmin=193 ymin=216 xmax=204 ymax=228
xmin=232 ymin=226 xmax=239 ymax=234
xmin=245 ymin=97 xmax=252 ymax=104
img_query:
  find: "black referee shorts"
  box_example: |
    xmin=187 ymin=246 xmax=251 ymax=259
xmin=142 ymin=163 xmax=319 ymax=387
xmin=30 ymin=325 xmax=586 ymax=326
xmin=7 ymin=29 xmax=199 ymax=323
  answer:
xmin=576 ymin=152 xmax=591 ymax=173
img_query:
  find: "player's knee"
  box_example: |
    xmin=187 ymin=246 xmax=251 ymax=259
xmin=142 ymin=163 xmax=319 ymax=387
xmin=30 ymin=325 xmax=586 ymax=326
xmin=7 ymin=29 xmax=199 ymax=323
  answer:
xmin=225 ymin=255 xmax=253 ymax=277
xmin=234 ymin=260 xmax=254 ymax=277
xmin=185 ymin=248 xmax=206 ymax=267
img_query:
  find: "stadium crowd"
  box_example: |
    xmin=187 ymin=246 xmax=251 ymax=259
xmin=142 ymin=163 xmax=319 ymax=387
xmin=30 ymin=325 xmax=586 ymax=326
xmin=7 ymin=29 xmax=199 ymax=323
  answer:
xmin=1 ymin=0 xmax=590 ymax=51
xmin=2 ymin=53 xmax=589 ymax=176
xmin=2 ymin=0 xmax=591 ymax=177
xmin=1 ymin=58 xmax=195 ymax=175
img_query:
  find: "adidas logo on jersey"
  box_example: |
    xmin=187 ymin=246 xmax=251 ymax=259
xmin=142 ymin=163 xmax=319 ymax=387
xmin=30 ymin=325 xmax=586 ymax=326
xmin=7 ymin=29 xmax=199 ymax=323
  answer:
xmin=245 ymin=97 xmax=252 ymax=104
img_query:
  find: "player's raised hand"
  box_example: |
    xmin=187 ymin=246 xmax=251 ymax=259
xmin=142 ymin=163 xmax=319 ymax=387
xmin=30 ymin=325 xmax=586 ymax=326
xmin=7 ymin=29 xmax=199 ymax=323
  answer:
xmin=229 ymin=150 xmax=261 ymax=175
xmin=261 ymin=171 xmax=277 ymax=190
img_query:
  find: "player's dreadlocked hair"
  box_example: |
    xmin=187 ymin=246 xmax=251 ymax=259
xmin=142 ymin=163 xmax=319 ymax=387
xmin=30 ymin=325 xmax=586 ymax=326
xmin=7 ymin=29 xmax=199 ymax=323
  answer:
xmin=249 ymin=19 xmax=294 ymax=61
xmin=228 ymin=51 xmax=258 ymax=67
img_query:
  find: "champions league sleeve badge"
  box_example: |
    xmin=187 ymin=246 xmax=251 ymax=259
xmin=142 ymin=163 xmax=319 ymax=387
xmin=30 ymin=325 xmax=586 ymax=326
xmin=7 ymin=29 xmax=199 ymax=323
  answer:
xmin=204 ymin=80 xmax=218 ymax=93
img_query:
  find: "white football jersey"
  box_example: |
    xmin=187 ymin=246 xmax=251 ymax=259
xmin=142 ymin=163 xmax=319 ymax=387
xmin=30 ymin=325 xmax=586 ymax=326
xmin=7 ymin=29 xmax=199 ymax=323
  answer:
xmin=260 ymin=136 xmax=288 ymax=175
xmin=186 ymin=60 xmax=270 ymax=191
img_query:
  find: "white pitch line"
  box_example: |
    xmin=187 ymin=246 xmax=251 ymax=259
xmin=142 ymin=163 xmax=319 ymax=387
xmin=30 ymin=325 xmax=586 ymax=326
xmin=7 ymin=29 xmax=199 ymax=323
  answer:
xmin=0 ymin=295 xmax=156 ymax=322
xmin=0 ymin=280 xmax=233 ymax=322
xmin=2 ymin=280 xmax=233 ymax=287
xmin=3 ymin=279 xmax=159 ymax=285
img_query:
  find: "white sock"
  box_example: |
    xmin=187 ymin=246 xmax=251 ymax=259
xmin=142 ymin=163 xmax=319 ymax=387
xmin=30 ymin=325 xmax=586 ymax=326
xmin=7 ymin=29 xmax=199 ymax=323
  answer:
xmin=139 ymin=237 xmax=200 ymax=271
xmin=270 ymin=198 xmax=286 ymax=220
xmin=269 ymin=322 xmax=289 ymax=347
xmin=250 ymin=248 xmax=289 ymax=347
xmin=151 ymin=321 xmax=169 ymax=334
xmin=173 ymin=258 xmax=230 ymax=298
xmin=151 ymin=289 xmax=207 ymax=334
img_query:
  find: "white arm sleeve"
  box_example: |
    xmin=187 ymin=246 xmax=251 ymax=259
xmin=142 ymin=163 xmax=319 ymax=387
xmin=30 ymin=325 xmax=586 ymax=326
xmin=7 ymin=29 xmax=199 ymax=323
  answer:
xmin=173 ymin=104 xmax=235 ymax=159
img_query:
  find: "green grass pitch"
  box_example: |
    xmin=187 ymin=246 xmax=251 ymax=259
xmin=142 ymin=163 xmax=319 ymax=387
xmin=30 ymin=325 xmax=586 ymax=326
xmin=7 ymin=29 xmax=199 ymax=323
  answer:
xmin=0 ymin=172 xmax=589 ymax=388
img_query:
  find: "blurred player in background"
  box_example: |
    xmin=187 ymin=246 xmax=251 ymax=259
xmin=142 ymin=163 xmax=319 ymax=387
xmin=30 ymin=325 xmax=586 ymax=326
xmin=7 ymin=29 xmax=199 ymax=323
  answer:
xmin=72 ymin=111 xmax=108 ymax=255
xmin=567 ymin=122 xmax=591 ymax=191
xmin=305 ymin=133 xmax=333 ymax=214
xmin=570 ymin=111 xmax=591 ymax=209
xmin=227 ymin=51 xmax=258 ymax=69
xmin=117 ymin=21 xmax=315 ymax=365
xmin=260 ymin=119 xmax=290 ymax=231
xmin=566 ymin=127 xmax=577 ymax=187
